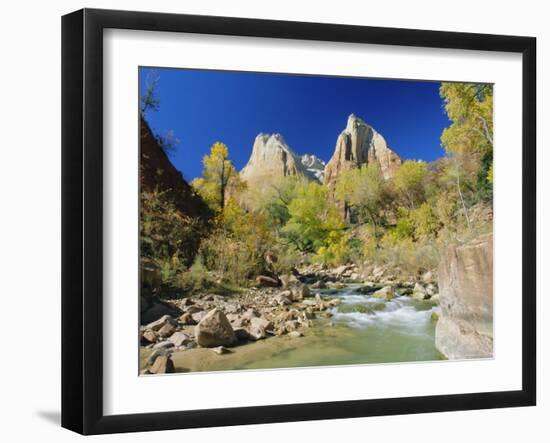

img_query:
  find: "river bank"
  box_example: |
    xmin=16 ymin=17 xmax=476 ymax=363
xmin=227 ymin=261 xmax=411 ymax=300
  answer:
xmin=140 ymin=263 xmax=442 ymax=374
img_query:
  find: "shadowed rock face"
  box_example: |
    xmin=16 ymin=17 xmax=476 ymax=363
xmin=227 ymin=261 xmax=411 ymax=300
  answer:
xmin=240 ymin=133 xmax=323 ymax=186
xmin=324 ymin=114 xmax=401 ymax=198
xmin=140 ymin=117 xmax=211 ymax=220
xmin=435 ymin=234 xmax=493 ymax=359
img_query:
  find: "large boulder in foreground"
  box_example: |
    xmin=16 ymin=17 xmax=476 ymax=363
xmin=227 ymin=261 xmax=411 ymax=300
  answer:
xmin=194 ymin=308 xmax=237 ymax=348
xmin=435 ymin=234 xmax=493 ymax=359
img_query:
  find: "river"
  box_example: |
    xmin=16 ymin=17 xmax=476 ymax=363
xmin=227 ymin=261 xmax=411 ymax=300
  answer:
xmin=160 ymin=285 xmax=442 ymax=373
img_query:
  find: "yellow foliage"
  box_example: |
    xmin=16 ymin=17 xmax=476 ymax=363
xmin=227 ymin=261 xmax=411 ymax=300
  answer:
xmin=440 ymin=82 xmax=493 ymax=157
xmin=192 ymin=142 xmax=246 ymax=212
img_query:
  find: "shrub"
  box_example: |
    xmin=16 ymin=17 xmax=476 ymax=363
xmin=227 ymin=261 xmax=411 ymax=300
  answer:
xmin=140 ymin=189 xmax=206 ymax=288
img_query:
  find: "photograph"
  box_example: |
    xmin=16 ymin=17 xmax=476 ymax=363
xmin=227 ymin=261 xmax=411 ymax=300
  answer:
xmin=138 ymin=68 xmax=494 ymax=375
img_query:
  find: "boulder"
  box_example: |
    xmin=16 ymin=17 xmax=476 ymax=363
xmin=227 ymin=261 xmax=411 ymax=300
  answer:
xmin=141 ymin=301 xmax=181 ymax=325
xmin=242 ymin=308 xmax=261 ymax=320
xmin=372 ymin=266 xmax=385 ymax=280
xmin=274 ymin=293 xmax=292 ymax=306
xmin=191 ymin=311 xmax=208 ymax=324
xmin=256 ymin=275 xmax=281 ymax=287
xmin=250 ymin=316 xmax=273 ymax=332
xmin=169 ymin=331 xmax=192 ymax=347
xmin=157 ymin=322 xmax=176 ymax=338
xmin=247 ymin=316 xmax=273 ymax=340
xmin=226 ymin=313 xmax=246 ymax=328
xmin=178 ymin=312 xmax=197 ymax=325
xmin=194 ymin=308 xmax=238 ymax=348
xmin=248 ymin=325 xmax=267 ymax=340
xmin=292 ymin=284 xmax=311 ymax=301
xmin=422 ymin=270 xmax=435 ymax=284
xmin=333 ymin=265 xmax=349 ymax=277
xmin=288 ymin=331 xmax=303 ymax=338
xmin=152 ymin=340 xmax=174 ymax=350
xmin=426 ymin=283 xmax=438 ymax=297
xmin=146 ymin=348 xmax=172 ymax=365
xmin=180 ymin=298 xmax=195 ymax=307
xmin=435 ymin=234 xmax=493 ymax=359
xmin=150 ymin=355 xmax=175 ymax=374
xmin=280 ymin=274 xmax=299 ymax=288
xmin=311 ymin=280 xmax=327 ymax=289
xmin=372 ymin=285 xmax=394 ymax=300
xmin=143 ymin=314 xmax=177 ymax=332
xmin=411 ymin=283 xmax=429 ymax=300
xmin=396 ymin=286 xmax=413 ymax=296
xmin=233 ymin=327 xmax=253 ymax=341
xmin=140 ymin=329 xmax=157 ymax=345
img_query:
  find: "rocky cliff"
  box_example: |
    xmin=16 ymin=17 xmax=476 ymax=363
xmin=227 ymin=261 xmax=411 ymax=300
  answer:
xmin=140 ymin=117 xmax=211 ymax=220
xmin=240 ymin=133 xmax=323 ymax=186
xmin=435 ymin=234 xmax=493 ymax=359
xmin=324 ymin=114 xmax=401 ymax=197
xmin=300 ymin=153 xmax=325 ymax=182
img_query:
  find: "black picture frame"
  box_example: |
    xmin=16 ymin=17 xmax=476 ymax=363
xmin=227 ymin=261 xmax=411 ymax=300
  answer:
xmin=61 ymin=8 xmax=537 ymax=435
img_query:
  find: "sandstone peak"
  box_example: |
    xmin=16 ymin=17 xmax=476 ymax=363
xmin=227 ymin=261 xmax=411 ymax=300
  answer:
xmin=324 ymin=114 xmax=402 ymax=200
xmin=240 ymin=133 xmax=323 ymax=186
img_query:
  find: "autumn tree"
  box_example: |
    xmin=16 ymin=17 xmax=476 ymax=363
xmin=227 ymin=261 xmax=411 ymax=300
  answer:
xmin=192 ymin=142 xmax=246 ymax=212
xmin=335 ymin=163 xmax=386 ymax=243
xmin=392 ymin=160 xmax=429 ymax=209
xmin=440 ymin=83 xmax=493 ymax=157
xmin=283 ymin=182 xmax=345 ymax=253
xmin=252 ymin=176 xmax=305 ymax=232
xmin=440 ymin=82 xmax=494 ymax=203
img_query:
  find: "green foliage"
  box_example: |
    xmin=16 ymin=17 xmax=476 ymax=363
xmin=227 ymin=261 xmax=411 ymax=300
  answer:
xmin=140 ymin=190 xmax=206 ymax=287
xmin=335 ymin=163 xmax=387 ymax=239
xmin=384 ymin=203 xmax=438 ymax=245
xmin=440 ymin=82 xmax=493 ymax=158
xmin=199 ymin=199 xmax=275 ymax=284
xmin=250 ymin=176 xmax=305 ymax=231
xmin=392 ymin=160 xmax=429 ymax=208
xmin=476 ymin=151 xmax=493 ymax=202
xmin=393 ymin=208 xmax=415 ymax=240
xmin=139 ymin=82 xmax=494 ymax=289
xmin=283 ymin=182 xmax=345 ymax=253
xmin=314 ymin=231 xmax=349 ymax=265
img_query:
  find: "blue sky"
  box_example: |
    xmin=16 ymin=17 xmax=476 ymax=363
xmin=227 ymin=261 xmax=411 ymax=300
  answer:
xmin=139 ymin=67 xmax=451 ymax=181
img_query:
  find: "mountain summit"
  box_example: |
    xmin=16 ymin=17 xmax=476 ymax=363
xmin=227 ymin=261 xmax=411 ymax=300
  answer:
xmin=240 ymin=133 xmax=324 ymax=186
xmin=324 ymin=114 xmax=402 ymax=196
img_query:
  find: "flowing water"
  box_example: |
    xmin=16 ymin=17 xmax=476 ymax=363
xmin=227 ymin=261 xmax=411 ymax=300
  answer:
xmin=159 ymin=285 xmax=442 ymax=373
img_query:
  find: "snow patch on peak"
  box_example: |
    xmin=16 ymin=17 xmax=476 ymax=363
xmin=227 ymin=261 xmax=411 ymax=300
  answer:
xmin=300 ymin=153 xmax=325 ymax=183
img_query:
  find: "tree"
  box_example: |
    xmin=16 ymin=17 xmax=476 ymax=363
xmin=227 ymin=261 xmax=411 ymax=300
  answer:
xmin=252 ymin=176 xmax=305 ymax=231
xmin=392 ymin=160 xmax=429 ymax=209
xmin=139 ymin=70 xmax=160 ymax=116
xmin=335 ymin=163 xmax=386 ymax=243
xmin=440 ymin=82 xmax=493 ymax=157
xmin=140 ymin=190 xmax=205 ymax=285
xmin=156 ymin=129 xmax=180 ymax=156
xmin=440 ymin=82 xmax=494 ymax=203
xmin=192 ymin=142 xmax=246 ymax=212
xmin=282 ymin=182 xmax=345 ymax=253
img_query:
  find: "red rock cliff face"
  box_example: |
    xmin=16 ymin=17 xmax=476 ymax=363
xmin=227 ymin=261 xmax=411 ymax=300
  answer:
xmin=435 ymin=234 xmax=493 ymax=359
xmin=140 ymin=118 xmax=211 ymax=220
